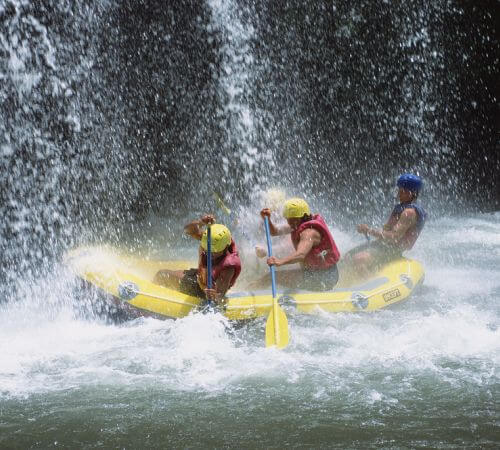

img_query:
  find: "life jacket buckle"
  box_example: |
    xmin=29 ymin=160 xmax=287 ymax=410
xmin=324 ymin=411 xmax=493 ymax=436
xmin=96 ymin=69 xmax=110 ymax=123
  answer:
xmin=317 ymin=249 xmax=329 ymax=262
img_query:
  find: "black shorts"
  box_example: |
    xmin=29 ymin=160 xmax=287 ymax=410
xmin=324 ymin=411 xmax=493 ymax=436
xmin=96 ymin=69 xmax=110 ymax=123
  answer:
xmin=179 ymin=268 xmax=205 ymax=298
xmin=344 ymin=241 xmax=402 ymax=267
xmin=302 ymin=264 xmax=339 ymax=291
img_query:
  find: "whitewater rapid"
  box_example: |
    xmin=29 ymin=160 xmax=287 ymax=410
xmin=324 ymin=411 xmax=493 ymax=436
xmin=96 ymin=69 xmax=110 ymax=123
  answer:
xmin=1 ymin=214 xmax=498 ymax=398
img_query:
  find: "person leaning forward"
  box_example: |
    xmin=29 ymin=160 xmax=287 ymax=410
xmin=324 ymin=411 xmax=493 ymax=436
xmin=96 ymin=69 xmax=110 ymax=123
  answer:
xmin=153 ymin=215 xmax=241 ymax=304
xmin=346 ymin=173 xmax=427 ymax=276
xmin=259 ymin=198 xmax=340 ymax=291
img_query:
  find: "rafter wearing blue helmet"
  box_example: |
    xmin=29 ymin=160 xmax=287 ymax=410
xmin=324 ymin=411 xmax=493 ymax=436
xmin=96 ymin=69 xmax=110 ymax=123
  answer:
xmin=346 ymin=174 xmax=427 ymax=276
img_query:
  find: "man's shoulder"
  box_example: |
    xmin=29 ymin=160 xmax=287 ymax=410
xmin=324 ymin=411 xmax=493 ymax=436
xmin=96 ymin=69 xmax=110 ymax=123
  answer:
xmin=401 ymin=207 xmax=418 ymax=223
xmin=300 ymin=225 xmax=322 ymax=239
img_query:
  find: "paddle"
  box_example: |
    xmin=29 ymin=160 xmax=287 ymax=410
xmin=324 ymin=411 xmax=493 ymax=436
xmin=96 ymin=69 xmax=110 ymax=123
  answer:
xmin=213 ymin=191 xmax=232 ymax=217
xmin=213 ymin=191 xmax=255 ymax=247
xmin=263 ymin=216 xmax=289 ymax=349
xmin=206 ymin=224 xmax=213 ymax=308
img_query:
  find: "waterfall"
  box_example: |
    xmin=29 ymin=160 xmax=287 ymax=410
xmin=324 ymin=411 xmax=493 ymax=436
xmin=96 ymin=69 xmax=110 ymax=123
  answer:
xmin=0 ymin=0 xmax=497 ymax=296
xmin=0 ymin=0 xmax=140 ymax=292
xmin=207 ymin=0 xmax=277 ymax=197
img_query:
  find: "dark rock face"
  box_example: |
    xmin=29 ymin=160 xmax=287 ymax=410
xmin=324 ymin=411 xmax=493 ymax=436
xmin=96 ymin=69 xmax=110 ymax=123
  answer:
xmin=0 ymin=0 xmax=498 ymax=290
xmin=248 ymin=1 xmax=499 ymax=215
xmin=105 ymin=0 xmax=498 ymax=216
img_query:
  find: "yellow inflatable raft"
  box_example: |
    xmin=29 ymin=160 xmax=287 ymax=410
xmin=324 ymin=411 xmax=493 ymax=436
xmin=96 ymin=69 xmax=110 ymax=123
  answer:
xmin=65 ymin=245 xmax=424 ymax=321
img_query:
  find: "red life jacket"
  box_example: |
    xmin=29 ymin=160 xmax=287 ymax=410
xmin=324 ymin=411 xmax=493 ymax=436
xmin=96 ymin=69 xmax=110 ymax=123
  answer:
xmin=386 ymin=202 xmax=427 ymax=250
xmin=291 ymin=214 xmax=340 ymax=269
xmin=199 ymin=239 xmax=241 ymax=289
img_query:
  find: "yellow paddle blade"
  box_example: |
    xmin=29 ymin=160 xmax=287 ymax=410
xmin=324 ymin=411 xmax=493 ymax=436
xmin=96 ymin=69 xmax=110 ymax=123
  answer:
xmin=213 ymin=192 xmax=232 ymax=216
xmin=265 ymin=300 xmax=289 ymax=349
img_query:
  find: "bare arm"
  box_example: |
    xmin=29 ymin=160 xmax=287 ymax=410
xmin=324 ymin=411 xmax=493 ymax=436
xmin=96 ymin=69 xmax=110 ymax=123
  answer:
xmin=260 ymin=208 xmax=291 ymax=236
xmin=184 ymin=220 xmax=204 ymax=240
xmin=271 ymin=222 xmax=292 ymax=236
xmin=196 ymin=246 xmax=207 ymax=289
xmin=366 ymin=209 xmax=417 ymax=244
xmin=204 ymin=267 xmax=235 ymax=303
xmin=215 ymin=267 xmax=235 ymax=298
xmin=184 ymin=214 xmax=215 ymax=240
xmin=268 ymin=228 xmax=321 ymax=266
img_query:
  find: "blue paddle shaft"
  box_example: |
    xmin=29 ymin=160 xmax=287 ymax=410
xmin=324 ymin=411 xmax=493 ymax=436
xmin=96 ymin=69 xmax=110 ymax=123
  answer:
xmin=207 ymin=225 xmax=212 ymax=290
xmin=264 ymin=217 xmax=277 ymax=299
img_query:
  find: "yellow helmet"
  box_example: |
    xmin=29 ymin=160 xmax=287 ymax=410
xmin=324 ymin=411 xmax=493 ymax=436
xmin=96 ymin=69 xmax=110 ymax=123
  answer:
xmin=201 ymin=224 xmax=232 ymax=253
xmin=283 ymin=198 xmax=310 ymax=219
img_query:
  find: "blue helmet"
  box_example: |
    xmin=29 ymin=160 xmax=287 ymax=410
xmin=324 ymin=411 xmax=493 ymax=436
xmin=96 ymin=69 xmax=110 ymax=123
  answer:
xmin=397 ymin=173 xmax=422 ymax=193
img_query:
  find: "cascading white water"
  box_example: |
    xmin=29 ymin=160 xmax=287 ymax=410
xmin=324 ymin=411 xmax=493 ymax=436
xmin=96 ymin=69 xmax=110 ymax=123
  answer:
xmin=0 ymin=0 xmax=146 ymax=293
xmin=207 ymin=0 xmax=276 ymax=188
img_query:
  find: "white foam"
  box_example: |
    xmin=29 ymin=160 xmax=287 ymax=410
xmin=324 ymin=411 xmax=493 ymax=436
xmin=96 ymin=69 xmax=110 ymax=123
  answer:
xmin=1 ymin=213 xmax=499 ymax=399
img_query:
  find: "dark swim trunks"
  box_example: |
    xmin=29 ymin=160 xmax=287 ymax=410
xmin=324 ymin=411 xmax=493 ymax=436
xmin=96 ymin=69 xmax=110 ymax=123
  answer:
xmin=179 ymin=268 xmax=205 ymax=298
xmin=344 ymin=240 xmax=403 ymax=267
xmin=301 ymin=264 xmax=339 ymax=291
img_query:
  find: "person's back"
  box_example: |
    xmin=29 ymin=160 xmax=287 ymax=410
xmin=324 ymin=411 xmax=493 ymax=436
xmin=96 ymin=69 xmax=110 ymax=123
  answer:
xmin=290 ymin=213 xmax=340 ymax=270
xmin=384 ymin=200 xmax=426 ymax=251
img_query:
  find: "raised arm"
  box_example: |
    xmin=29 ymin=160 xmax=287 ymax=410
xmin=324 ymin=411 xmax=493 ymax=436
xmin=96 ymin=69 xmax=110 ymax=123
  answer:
xmin=184 ymin=214 xmax=215 ymax=240
xmin=260 ymin=208 xmax=291 ymax=236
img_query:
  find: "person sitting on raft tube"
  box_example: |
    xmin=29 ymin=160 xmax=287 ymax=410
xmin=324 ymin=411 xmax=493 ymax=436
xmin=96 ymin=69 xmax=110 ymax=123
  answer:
xmin=153 ymin=215 xmax=241 ymax=304
xmin=348 ymin=173 xmax=427 ymax=275
xmin=259 ymin=198 xmax=340 ymax=291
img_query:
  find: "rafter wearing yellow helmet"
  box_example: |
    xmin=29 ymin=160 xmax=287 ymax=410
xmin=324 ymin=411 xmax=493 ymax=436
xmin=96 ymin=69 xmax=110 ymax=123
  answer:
xmin=153 ymin=214 xmax=241 ymax=304
xmin=257 ymin=197 xmax=341 ymax=291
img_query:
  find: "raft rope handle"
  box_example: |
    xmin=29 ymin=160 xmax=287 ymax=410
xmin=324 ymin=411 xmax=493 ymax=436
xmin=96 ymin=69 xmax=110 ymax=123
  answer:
xmin=124 ymin=276 xmax=410 ymax=311
xmin=120 ymin=262 xmax=414 ymax=311
xmin=119 ymin=285 xmax=200 ymax=308
xmin=226 ymin=270 xmax=413 ymax=309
